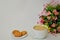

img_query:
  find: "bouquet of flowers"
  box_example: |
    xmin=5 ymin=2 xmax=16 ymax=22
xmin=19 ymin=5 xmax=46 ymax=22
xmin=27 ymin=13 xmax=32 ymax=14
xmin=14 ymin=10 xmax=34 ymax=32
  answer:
xmin=38 ymin=0 xmax=60 ymax=33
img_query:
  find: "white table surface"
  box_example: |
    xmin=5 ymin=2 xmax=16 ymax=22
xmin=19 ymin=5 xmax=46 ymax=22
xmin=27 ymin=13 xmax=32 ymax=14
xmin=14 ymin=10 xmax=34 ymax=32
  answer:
xmin=10 ymin=32 xmax=60 ymax=40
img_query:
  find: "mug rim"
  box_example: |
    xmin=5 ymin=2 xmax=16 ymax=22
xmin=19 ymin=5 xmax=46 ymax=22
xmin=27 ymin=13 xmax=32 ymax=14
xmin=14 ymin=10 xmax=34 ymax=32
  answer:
xmin=33 ymin=28 xmax=48 ymax=32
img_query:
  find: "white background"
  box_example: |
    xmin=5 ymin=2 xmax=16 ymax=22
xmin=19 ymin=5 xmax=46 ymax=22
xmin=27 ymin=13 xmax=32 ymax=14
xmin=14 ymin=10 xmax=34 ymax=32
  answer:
xmin=0 ymin=0 xmax=52 ymax=40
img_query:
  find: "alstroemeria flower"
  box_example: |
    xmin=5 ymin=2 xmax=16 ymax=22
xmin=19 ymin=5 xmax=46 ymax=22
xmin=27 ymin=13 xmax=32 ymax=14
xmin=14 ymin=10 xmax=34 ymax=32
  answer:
xmin=53 ymin=9 xmax=59 ymax=15
xmin=40 ymin=18 xmax=45 ymax=24
xmin=54 ymin=12 xmax=59 ymax=15
xmin=57 ymin=26 xmax=60 ymax=33
xmin=47 ymin=16 xmax=51 ymax=20
xmin=47 ymin=11 xmax=51 ymax=16
xmin=54 ymin=17 xmax=57 ymax=20
xmin=52 ymin=16 xmax=57 ymax=20
xmin=53 ymin=9 xmax=57 ymax=13
xmin=53 ymin=29 xmax=57 ymax=33
xmin=51 ymin=23 xmax=56 ymax=28
xmin=37 ymin=18 xmax=44 ymax=24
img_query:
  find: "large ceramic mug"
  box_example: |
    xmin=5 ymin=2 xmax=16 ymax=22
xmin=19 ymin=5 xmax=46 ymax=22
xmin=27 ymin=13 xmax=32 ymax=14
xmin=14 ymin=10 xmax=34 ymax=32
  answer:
xmin=32 ymin=24 xmax=48 ymax=39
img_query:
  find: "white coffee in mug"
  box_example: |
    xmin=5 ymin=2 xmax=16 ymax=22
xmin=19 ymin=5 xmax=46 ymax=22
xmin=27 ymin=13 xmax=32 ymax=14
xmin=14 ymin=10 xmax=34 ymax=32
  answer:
xmin=33 ymin=24 xmax=46 ymax=30
xmin=32 ymin=24 xmax=48 ymax=39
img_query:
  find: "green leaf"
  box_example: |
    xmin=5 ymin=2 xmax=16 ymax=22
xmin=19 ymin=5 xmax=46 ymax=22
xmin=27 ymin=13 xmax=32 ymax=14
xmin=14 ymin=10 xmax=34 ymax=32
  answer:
xmin=50 ymin=28 xmax=54 ymax=32
xmin=46 ymin=5 xmax=55 ymax=12
xmin=48 ymin=20 xmax=53 ymax=26
xmin=50 ymin=13 xmax=55 ymax=17
xmin=57 ymin=12 xmax=60 ymax=20
xmin=56 ymin=4 xmax=60 ymax=12
xmin=42 ymin=24 xmax=48 ymax=29
xmin=57 ymin=19 xmax=60 ymax=22
xmin=57 ymin=22 xmax=60 ymax=26
xmin=44 ymin=16 xmax=48 ymax=21
xmin=44 ymin=23 xmax=49 ymax=29
xmin=44 ymin=25 xmax=48 ymax=29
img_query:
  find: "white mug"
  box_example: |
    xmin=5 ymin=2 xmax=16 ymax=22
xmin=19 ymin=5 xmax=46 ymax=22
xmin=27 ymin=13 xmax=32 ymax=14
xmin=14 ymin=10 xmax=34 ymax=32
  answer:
xmin=32 ymin=25 xmax=48 ymax=39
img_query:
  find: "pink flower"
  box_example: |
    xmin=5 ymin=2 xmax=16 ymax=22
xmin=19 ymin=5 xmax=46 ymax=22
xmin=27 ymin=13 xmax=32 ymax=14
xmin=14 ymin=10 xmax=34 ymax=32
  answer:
xmin=37 ymin=18 xmax=44 ymax=24
xmin=40 ymin=18 xmax=45 ymax=24
xmin=47 ymin=16 xmax=51 ymax=20
xmin=43 ymin=3 xmax=48 ymax=9
xmin=54 ymin=12 xmax=59 ymax=15
xmin=52 ymin=17 xmax=57 ymax=20
xmin=53 ymin=9 xmax=59 ymax=15
xmin=37 ymin=21 xmax=39 ymax=24
xmin=54 ymin=17 xmax=57 ymax=20
xmin=47 ymin=11 xmax=51 ymax=16
xmin=51 ymin=23 xmax=56 ymax=28
xmin=53 ymin=29 xmax=57 ymax=33
xmin=57 ymin=26 xmax=60 ymax=33
xmin=53 ymin=9 xmax=57 ymax=13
